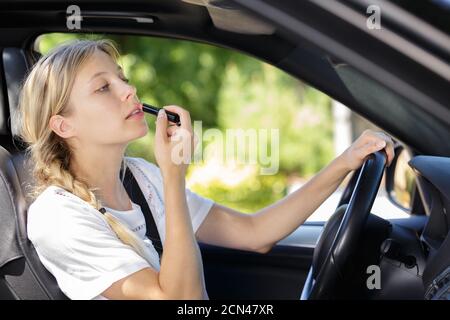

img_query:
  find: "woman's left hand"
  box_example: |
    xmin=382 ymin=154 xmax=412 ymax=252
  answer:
xmin=339 ymin=129 xmax=395 ymax=171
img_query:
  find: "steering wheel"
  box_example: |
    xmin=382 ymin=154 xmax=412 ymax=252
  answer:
xmin=300 ymin=151 xmax=387 ymax=300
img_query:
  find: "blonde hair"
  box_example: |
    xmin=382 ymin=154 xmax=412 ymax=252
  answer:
xmin=14 ymin=39 xmax=156 ymax=265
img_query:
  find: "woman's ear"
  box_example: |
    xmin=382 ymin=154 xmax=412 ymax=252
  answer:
xmin=49 ymin=114 xmax=75 ymax=139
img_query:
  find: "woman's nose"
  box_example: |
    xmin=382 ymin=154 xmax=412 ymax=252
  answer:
xmin=121 ymin=82 xmax=137 ymax=102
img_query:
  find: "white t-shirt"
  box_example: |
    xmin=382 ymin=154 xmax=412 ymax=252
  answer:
xmin=27 ymin=157 xmax=215 ymax=300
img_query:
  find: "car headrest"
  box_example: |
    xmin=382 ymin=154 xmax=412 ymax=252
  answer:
xmin=2 ymin=48 xmax=30 ymax=139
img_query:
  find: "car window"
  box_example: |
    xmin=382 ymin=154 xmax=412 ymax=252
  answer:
xmin=35 ymin=33 xmax=409 ymax=223
xmin=392 ymin=148 xmax=416 ymax=211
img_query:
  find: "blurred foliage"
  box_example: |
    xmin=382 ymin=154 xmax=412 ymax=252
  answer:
xmin=189 ymin=169 xmax=287 ymax=213
xmin=218 ymin=62 xmax=333 ymax=176
xmin=38 ymin=33 xmax=334 ymax=213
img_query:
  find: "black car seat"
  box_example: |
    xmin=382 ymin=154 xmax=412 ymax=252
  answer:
xmin=0 ymin=145 xmax=69 ymax=299
xmin=0 ymin=47 xmax=69 ymax=299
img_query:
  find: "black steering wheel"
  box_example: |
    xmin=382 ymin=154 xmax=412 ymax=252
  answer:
xmin=300 ymin=151 xmax=387 ymax=300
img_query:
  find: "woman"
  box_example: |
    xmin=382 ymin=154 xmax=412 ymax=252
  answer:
xmin=16 ymin=39 xmax=394 ymax=300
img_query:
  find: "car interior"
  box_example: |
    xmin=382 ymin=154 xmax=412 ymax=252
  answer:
xmin=0 ymin=0 xmax=449 ymax=300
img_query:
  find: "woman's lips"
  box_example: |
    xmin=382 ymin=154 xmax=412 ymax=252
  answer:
xmin=126 ymin=110 xmax=144 ymax=120
xmin=126 ymin=103 xmax=144 ymax=119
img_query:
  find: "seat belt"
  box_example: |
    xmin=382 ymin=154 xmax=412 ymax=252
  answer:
xmin=122 ymin=166 xmax=164 ymax=260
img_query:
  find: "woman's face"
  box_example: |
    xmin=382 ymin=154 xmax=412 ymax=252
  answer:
xmin=54 ymin=49 xmax=148 ymax=148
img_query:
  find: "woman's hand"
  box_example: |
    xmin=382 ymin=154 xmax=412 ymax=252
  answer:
xmin=154 ymin=105 xmax=196 ymax=178
xmin=339 ymin=129 xmax=395 ymax=171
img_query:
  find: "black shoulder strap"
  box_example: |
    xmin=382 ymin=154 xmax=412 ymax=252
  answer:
xmin=123 ymin=166 xmax=163 ymax=260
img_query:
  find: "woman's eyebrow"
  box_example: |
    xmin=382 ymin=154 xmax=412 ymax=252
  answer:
xmin=89 ymin=66 xmax=123 ymax=83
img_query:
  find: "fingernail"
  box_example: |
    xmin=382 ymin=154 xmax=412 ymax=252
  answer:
xmin=158 ymin=109 xmax=165 ymax=118
xmin=377 ymin=141 xmax=386 ymax=148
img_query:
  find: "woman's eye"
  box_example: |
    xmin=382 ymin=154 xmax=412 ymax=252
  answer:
xmin=95 ymin=77 xmax=129 ymax=93
xmin=96 ymin=83 xmax=110 ymax=93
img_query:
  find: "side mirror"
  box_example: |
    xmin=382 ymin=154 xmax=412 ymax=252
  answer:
xmin=385 ymin=145 xmax=417 ymax=212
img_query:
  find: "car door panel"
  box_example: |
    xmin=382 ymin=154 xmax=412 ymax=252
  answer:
xmin=200 ymin=224 xmax=322 ymax=299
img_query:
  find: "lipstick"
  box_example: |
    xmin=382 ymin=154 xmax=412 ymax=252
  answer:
xmin=142 ymin=103 xmax=181 ymax=126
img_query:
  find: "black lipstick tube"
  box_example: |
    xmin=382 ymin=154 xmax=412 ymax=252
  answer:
xmin=142 ymin=103 xmax=181 ymax=126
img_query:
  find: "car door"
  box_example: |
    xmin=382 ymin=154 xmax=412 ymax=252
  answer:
xmin=199 ymin=223 xmax=321 ymax=299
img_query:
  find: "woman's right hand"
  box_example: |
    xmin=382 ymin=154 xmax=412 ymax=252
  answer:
xmin=154 ymin=105 xmax=195 ymax=179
